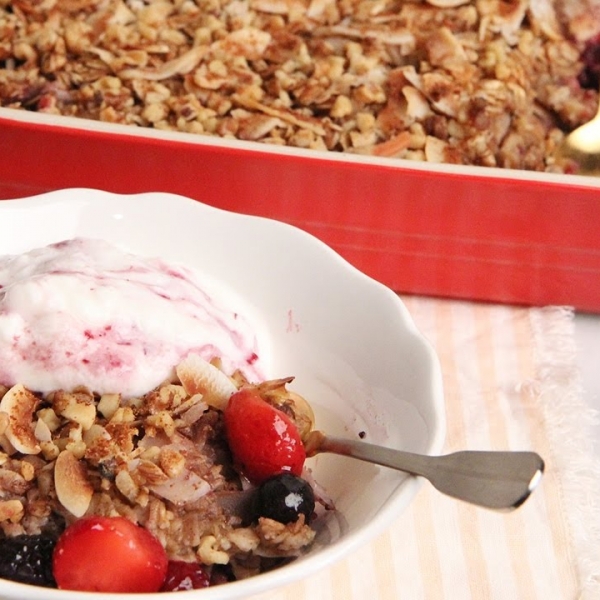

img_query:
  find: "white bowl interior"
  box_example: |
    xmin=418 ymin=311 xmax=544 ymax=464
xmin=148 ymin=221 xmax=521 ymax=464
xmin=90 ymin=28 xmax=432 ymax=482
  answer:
xmin=0 ymin=189 xmax=445 ymax=600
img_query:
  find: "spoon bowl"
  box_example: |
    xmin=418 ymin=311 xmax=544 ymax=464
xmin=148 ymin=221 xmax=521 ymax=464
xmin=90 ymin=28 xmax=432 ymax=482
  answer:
xmin=559 ymin=86 xmax=600 ymax=175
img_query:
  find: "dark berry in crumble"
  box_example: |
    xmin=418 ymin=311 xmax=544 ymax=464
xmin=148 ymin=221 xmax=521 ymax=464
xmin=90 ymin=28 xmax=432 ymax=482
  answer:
xmin=0 ymin=534 xmax=57 ymax=587
xmin=253 ymin=473 xmax=315 ymax=524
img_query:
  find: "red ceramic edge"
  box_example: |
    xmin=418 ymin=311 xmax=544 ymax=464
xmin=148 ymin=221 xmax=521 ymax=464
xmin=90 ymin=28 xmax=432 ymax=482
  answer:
xmin=1 ymin=114 xmax=599 ymax=312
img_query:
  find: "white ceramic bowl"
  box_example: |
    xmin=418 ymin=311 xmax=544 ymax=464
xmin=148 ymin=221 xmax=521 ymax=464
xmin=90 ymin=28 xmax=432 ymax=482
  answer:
xmin=0 ymin=189 xmax=445 ymax=599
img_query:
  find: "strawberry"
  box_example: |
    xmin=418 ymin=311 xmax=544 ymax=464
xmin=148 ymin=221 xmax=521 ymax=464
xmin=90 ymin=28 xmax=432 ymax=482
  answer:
xmin=161 ymin=560 xmax=210 ymax=591
xmin=52 ymin=516 xmax=168 ymax=593
xmin=224 ymin=387 xmax=306 ymax=484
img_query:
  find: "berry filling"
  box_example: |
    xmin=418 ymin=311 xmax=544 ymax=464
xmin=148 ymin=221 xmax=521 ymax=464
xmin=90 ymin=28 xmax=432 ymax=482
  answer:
xmin=579 ymin=35 xmax=600 ymax=90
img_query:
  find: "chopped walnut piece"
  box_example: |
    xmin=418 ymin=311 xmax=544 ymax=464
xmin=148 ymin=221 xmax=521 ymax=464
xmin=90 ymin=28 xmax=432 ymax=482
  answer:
xmin=115 ymin=468 xmax=140 ymax=503
xmin=0 ymin=467 xmax=31 ymax=496
xmin=52 ymin=390 xmax=96 ymax=431
xmin=227 ymin=527 xmax=260 ymax=553
xmin=97 ymin=393 xmax=121 ymax=420
xmin=255 ymin=515 xmax=316 ymax=555
xmin=0 ymin=500 xmax=24 ymax=523
xmin=159 ymin=447 xmax=186 ymax=478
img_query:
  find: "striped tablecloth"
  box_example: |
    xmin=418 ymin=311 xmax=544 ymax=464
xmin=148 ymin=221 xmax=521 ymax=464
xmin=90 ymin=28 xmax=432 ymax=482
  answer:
xmin=251 ymin=298 xmax=600 ymax=600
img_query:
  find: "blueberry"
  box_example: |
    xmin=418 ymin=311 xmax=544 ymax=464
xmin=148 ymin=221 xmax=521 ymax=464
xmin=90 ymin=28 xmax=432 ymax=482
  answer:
xmin=253 ymin=473 xmax=315 ymax=524
xmin=0 ymin=534 xmax=57 ymax=587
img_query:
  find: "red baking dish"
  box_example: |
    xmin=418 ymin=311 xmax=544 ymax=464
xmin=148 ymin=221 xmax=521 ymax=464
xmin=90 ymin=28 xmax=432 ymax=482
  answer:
xmin=1 ymin=107 xmax=599 ymax=312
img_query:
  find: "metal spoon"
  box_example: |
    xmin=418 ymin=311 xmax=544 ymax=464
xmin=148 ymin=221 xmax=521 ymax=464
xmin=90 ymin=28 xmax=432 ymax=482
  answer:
xmin=559 ymin=85 xmax=600 ymax=175
xmin=306 ymin=432 xmax=544 ymax=511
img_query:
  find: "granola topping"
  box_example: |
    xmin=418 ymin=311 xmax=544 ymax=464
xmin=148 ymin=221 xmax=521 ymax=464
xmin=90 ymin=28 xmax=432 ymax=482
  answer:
xmin=0 ymin=355 xmax=324 ymax=586
xmin=1 ymin=0 xmax=599 ymax=172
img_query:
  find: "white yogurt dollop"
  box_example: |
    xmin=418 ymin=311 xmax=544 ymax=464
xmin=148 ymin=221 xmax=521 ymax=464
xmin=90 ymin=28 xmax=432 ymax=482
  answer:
xmin=0 ymin=238 xmax=264 ymax=396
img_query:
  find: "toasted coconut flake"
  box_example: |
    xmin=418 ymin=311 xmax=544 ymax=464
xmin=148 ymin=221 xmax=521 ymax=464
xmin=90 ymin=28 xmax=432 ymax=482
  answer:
xmin=233 ymin=95 xmax=330 ymax=136
xmin=120 ymin=45 xmax=207 ymax=80
xmin=54 ymin=450 xmax=93 ymax=518
xmin=478 ymin=0 xmax=529 ymax=43
xmin=176 ymin=353 xmax=237 ymax=410
xmin=372 ymin=130 xmax=412 ymax=157
xmin=173 ymin=395 xmax=208 ymax=427
xmin=0 ymin=384 xmax=41 ymax=455
xmin=148 ymin=468 xmax=211 ymax=505
xmin=0 ymin=412 xmax=8 ymax=436
xmin=315 ymin=25 xmax=415 ymax=51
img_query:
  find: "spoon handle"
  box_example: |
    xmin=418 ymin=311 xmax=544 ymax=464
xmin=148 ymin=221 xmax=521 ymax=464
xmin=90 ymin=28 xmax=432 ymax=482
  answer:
xmin=313 ymin=435 xmax=544 ymax=511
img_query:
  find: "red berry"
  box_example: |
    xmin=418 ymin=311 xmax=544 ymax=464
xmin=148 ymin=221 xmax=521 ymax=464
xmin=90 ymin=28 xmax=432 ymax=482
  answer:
xmin=161 ymin=560 xmax=210 ymax=591
xmin=52 ymin=516 xmax=168 ymax=593
xmin=224 ymin=388 xmax=306 ymax=484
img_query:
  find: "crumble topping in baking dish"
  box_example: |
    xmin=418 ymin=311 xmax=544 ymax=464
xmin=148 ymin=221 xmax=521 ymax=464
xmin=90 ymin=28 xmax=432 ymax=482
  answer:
xmin=0 ymin=0 xmax=599 ymax=171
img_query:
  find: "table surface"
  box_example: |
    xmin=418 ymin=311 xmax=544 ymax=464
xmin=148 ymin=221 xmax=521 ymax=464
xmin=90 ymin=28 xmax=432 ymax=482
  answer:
xmin=574 ymin=312 xmax=600 ymax=444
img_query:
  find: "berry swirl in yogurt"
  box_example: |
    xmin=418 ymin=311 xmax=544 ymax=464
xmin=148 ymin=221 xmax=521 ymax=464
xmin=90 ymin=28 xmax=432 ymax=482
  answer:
xmin=0 ymin=238 xmax=264 ymax=396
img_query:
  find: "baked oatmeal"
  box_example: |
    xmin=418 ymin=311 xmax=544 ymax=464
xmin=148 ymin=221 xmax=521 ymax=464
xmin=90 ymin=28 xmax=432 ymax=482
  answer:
xmin=0 ymin=0 xmax=599 ymax=172
xmin=0 ymin=356 xmax=327 ymax=591
xmin=0 ymin=239 xmax=330 ymax=592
